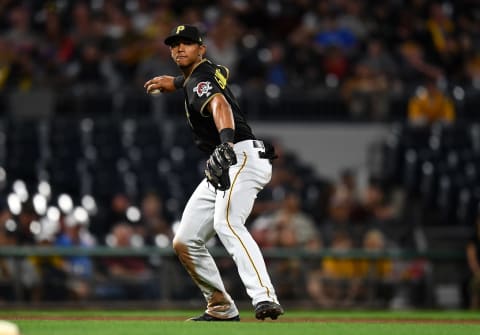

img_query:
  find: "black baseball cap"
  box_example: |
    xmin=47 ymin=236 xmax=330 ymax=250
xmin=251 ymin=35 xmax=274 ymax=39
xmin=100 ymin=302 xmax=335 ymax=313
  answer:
xmin=164 ymin=24 xmax=203 ymax=46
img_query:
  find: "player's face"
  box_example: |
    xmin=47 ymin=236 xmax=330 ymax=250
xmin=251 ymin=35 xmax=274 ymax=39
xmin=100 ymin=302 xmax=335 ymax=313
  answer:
xmin=170 ymin=39 xmax=204 ymax=69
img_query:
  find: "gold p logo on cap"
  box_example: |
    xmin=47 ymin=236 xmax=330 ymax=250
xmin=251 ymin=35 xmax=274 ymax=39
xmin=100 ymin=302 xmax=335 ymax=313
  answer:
xmin=176 ymin=25 xmax=185 ymax=34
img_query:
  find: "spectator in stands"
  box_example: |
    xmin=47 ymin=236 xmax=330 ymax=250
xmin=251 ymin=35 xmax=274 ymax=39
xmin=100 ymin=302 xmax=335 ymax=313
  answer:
xmin=423 ymin=2 xmax=460 ymax=79
xmin=4 ymin=4 xmax=37 ymax=53
xmin=137 ymin=191 xmax=173 ymax=246
xmin=284 ymin=25 xmax=323 ymax=90
xmin=96 ymin=222 xmax=158 ymax=300
xmin=341 ymin=60 xmax=390 ymax=121
xmin=466 ymin=215 xmax=480 ymax=309
xmin=314 ymin=13 xmax=357 ymax=53
xmin=322 ymin=45 xmax=350 ymax=83
xmin=353 ymin=229 xmax=394 ymax=306
xmin=0 ymin=213 xmax=41 ymax=302
xmin=308 ymin=228 xmax=394 ymax=308
xmin=321 ymin=169 xmax=361 ymax=245
xmin=397 ymin=41 xmax=443 ymax=88
xmin=29 ymin=228 xmax=70 ymax=301
xmin=407 ymin=76 xmax=455 ymax=126
xmin=55 ymin=213 xmax=96 ymax=301
xmin=37 ymin=7 xmax=75 ymax=89
xmin=465 ymin=54 xmax=480 ymax=89
xmin=0 ymin=35 xmax=36 ymax=92
xmin=355 ymin=178 xmax=404 ymax=225
xmin=261 ymin=188 xmax=321 ymax=250
xmin=135 ymin=36 xmax=177 ymax=85
xmin=203 ymin=14 xmax=240 ymax=79
xmin=360 ymin=39 xmax=398 ymax=84
xmin=99 ymin=193 xmax=131 ymax=242
xmin=337 ymin=0 xmax=368 ymax=43
xmin=306 ymin=230 xmax=356 ymax=307
xmin=135 ymin=36 xmax=179 ymax=119
xmin=65 ymin=41 xmax=119 ymax=91
xmin=265 ymin=42 xmax=289 ymax=87
xmin=15 ymin=201 xmax=37 ymax=245
xmin=0 ymin=37 xmax=16 ymax=91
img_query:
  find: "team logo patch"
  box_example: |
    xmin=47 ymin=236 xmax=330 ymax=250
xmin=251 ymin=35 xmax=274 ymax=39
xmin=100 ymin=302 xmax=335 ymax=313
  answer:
xmin=193 ymin=81 xmax=213 ymax=98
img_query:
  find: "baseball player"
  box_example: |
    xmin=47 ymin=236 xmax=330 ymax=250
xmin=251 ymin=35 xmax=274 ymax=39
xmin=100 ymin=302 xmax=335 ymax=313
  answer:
xmin=144 ymin=24 xmax=284 ymax=321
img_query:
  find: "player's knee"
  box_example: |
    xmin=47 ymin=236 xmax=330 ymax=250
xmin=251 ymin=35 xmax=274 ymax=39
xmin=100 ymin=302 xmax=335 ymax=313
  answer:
xmin=173 ymin=234 xmax=200 ymax=253
xmin=172 ymin=236 xmax=187 ymax=254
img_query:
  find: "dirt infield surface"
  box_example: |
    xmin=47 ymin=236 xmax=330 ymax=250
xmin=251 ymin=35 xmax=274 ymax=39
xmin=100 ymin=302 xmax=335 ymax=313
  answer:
xmin=8 ymin=315 xmax=480 ymax=324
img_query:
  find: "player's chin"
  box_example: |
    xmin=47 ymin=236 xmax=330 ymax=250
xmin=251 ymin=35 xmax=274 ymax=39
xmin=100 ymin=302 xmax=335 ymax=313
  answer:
xmin=176 ymin=59 xmax=191 ymax=67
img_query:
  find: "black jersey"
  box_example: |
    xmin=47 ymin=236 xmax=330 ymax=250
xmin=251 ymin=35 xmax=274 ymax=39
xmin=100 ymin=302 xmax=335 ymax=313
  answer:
xmin=182 ymin=59 xmax=255 ymax=154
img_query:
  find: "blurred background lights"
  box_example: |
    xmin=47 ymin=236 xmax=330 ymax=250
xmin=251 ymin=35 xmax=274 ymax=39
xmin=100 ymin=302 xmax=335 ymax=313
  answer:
xmin=0 ymin=166 xmax=6 ymax=184
xmin=130 ymin=234 xmax=144 ymax=248
xmin=57 ymin=194 xmax=74 ymax=214
xmin=154 ymin=234 xmax=170 ymax=248
xmin=7 ymin=193 xmax=22 ymax=215
xmin=105 ymin=234 xmax=116 ymax=247
xmin=46 ymin=206 xmax=61 ymax=222
xmin=5 ymin=219 xmax=17 ymax=232
xmin=37 ymin=181 xmax=52 ymax=198
xmin=453 ymin=86 xmax=465 ymax=101
xmin=33 ymin=193 xmax=47 ymax=216
xmin=473 ymin=77 xmax=480 ymax=89
xmin=73 ymin=206 xmax=89 ymax=225
xmin=265 ymin=84 xmax=280 ymax=99
xmin=325 ymin=74 xmax=339 ymax=88
xmin=126 ymin=206 xmax=141 ymax=222
xmin=242 ymin=34 xmax=257 ymax=49
xmin=29 ymin=220 xmax=41 ymax=235
xmin=81 ymin=195 xmax=97 ymax=215
xmin=12 ymin=180 xmax=29 ymax=202
xmin=170 ymin=146 xmax=185 ymax=163
xmin=80 ymin=118 xmax=94 ymax=132
xmin=258 ymin=48 xmax=272 ymax=63
xmin=40 ymin=218 xmax=60 ymax=239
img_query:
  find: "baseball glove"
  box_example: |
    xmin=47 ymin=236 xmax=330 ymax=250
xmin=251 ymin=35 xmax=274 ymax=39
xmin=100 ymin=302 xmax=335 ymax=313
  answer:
xmin=205 ymin=143 xmax=237 ymax=191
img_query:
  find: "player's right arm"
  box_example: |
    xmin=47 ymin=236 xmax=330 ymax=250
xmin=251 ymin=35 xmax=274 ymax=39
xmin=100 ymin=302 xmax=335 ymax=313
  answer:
xmin=144 ymin=75 xmax=184 ymax=94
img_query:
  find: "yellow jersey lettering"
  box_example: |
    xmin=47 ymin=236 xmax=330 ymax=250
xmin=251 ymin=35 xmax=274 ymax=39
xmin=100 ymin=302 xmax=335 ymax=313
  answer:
xmin=215 ymin=69 xmax=227 ymax=89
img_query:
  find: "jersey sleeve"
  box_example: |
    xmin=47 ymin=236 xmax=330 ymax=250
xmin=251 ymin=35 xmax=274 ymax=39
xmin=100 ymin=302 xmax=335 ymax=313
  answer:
xmin=185 ymin=72 xmax=224 ymax=116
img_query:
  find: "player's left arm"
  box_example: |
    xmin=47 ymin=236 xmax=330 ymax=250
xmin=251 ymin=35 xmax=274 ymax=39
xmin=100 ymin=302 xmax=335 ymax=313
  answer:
xmin=204 ymin=94 xmax=237 ymax=190
xmin=207 ymin=94 xmax=235 ymax=145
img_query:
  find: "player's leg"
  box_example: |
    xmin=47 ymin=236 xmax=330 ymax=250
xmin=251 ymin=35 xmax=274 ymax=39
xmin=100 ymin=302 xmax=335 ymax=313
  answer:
xmin=213 ymin=145 xmax=283 ymax=319
xmin=173 ymin=179 xmax=239 ymax=319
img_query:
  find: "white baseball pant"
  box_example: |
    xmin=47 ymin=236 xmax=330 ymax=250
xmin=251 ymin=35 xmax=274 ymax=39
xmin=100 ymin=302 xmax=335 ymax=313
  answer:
xmin=173 ymin=139 xmax=279 ymax=319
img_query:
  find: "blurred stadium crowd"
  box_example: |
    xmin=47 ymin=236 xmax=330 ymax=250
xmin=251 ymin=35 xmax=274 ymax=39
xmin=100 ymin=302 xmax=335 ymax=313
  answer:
xmin=0 ymin=0 xmax=480 ymax=309
xmin=0 ymin=0 xmax=478 ymax=119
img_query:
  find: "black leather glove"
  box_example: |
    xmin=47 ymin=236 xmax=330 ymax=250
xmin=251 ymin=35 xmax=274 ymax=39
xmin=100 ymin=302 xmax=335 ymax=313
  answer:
xmin=205 ymin=143 xmax=237 ymax=191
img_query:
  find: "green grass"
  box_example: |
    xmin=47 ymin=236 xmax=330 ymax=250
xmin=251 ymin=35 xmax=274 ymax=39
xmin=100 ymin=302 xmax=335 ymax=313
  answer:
xmin=1 ymin=310 xmax=479 ymax=335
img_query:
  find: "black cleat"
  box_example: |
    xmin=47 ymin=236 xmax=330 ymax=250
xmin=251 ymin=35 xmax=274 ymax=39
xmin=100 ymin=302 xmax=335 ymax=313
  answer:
xmin=254 ymin=301 xmax=284 ymax=320
xmin=187 ymin=313 xmax=240 ymax=321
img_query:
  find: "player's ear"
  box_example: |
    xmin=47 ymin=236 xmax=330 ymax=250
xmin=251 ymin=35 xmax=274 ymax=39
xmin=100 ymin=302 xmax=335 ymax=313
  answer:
xmin=199 ymin=44 xmax=206 ymax=57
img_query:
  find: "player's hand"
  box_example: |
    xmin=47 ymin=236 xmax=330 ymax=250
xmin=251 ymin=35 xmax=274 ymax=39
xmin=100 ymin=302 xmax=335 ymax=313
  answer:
xmin=144 ymin=75 xmax=176 ymax=94
xmin=205 ymin=143 xmax=237 ymax=191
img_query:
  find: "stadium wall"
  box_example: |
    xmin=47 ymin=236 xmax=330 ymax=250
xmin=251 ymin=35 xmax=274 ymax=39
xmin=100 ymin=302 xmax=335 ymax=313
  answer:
xmin=253 ymin=122 xmax=390 ymax=180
